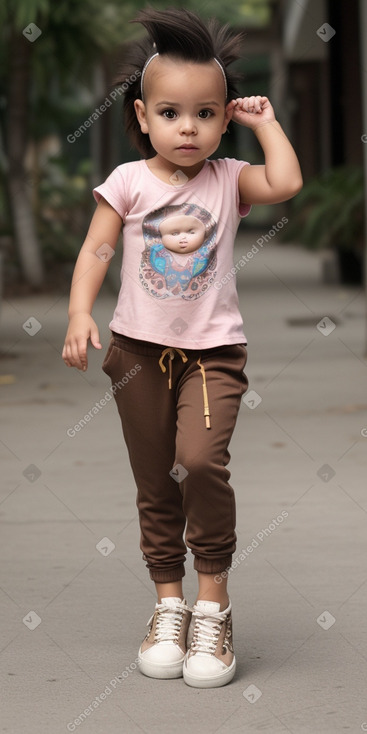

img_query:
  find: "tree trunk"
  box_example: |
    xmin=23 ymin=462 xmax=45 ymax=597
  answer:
xmin=7 ymin=30 xmax=44 ymax=287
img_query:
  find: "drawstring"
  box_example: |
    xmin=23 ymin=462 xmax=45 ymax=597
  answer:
xmin=197 ymin=357 xmax=211 ymax=429
xmin=158 ymin=348 xmax=211 ymax=429
xmin=158 ymin=347 xmax=188 ymax=389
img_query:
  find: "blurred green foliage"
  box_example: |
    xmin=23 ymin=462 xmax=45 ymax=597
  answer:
xmin=281 ymin=166 xmax=364 ymax=252
xmin=37 ymin=157 xmax=93 ymax=263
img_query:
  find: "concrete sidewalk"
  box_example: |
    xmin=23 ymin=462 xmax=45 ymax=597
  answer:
xmin=0 ymin=233 xmax=367 ymax=734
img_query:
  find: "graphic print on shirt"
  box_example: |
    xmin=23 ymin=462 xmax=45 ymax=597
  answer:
xmin=139 ymin=203 xmax=217 ymax=300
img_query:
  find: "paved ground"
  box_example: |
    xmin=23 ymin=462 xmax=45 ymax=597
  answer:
xmin=1 ymin=231 xmax=367 ymax=734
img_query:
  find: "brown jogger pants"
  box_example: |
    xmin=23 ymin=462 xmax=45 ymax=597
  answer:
xmin=102 ymin=331 xmax=249 ymax=583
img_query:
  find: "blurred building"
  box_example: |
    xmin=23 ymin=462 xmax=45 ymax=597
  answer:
xmin=281 ymin=0 xmax=363 ymax=180
xmin=232 ymin=0 xmax=363 ymax=183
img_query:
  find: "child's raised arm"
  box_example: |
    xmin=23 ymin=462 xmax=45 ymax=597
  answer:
xmin=62 ymin=198 xmax=122 ymax=371
xmin=228 ymin=95 xmax=303 ymax=205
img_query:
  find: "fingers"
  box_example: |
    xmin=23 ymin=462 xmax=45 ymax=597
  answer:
xmin=90 ymin=325 xmax=102 ymax=350
xmin=62 ymin=323 xmax=102 ymax=371
xmin=234 ymin=95 xmax=268 ymax=114
xmin=226 ymin=99 xmax=238 ymax=111
xmin=62 ymin=337 xmax=88 ymax=371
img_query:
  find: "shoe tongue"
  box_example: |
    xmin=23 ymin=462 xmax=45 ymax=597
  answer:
xmin=160 ymin=597 xmax=183 ymax=607
xmin=195 ymin=600 xmax=220 ymax=614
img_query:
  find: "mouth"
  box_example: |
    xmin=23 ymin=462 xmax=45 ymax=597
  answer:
xmin=177 ymin=145 xmax=198 ymax=150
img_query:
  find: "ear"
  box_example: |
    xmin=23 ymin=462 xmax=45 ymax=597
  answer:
xmin=222 ymin=100 xmax=236 ymax=133
xmin=134 ymin=99 xmax=149 ymax=134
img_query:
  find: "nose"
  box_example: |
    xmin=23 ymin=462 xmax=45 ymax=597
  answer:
xmin=179 ymin=116 xmax=197 ymax=135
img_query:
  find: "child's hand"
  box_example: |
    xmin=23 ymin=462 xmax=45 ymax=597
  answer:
xmin=227 ymin=96 xmax=275 ymax=130
xmin=62 ymin=313 xmax=102 ymax=371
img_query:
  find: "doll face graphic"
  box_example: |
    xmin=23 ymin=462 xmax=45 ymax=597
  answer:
xmin=141 ymin=203 xmax=218 ymax=300
xmin=159 ymin=215 xmax=206 ymax=254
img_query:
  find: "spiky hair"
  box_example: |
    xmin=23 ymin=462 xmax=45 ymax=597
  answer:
xmin=112 ymin=6 xmax=246 ymax=158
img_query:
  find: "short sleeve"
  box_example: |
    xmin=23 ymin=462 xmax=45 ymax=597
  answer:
xmin=237 ymin=161 xmax=252 ymax=218
xmin=92 ymin=166 xmax=128 ymax=221
xmin=219 ymin=158 xmax=251 ymax=218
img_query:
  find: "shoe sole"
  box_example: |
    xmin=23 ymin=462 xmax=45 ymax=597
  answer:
xmin=138 ymin=650 xmax=184 ymax=679
xmin=183 ymin=658 xmax=236 ymax=688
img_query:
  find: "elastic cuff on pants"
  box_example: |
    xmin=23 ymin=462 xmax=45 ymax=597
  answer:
xmin=149 ymin=565 xmax=186 ymax=583
xmin=193 ymin=555 xmax=232 ymax=575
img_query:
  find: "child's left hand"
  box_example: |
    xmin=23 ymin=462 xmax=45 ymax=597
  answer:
xmin=227 ymin=96 xmax=275 ymax=130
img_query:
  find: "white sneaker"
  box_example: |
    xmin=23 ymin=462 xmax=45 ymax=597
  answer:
xmin=138 ymin=597 xmax=192 ymax=679
xmin=183 ymin=599 xmax=236 ymax=688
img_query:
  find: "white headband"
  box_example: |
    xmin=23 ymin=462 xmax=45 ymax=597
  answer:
xmin=140 ymin=52 xmax=228 ymax=102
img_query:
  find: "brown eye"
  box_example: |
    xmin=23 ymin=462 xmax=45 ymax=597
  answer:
xmin=162 ymin=109 xmax=177 ymax=119
xmin=198 ymin=109 xmax=213 ymax=119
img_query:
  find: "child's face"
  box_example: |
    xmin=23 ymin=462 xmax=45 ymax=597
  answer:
xmin=159 ymin=215 xmax=205 ymax=254
xmin=134 ymin=57 xmax=232 ymax=172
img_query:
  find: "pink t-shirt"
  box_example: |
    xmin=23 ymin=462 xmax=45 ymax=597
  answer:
xmin=93 ymin=157 xmax=251 ymax=349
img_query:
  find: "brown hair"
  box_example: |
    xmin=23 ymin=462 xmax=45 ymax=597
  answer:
xmin=113 ymin=6 xmax=246 ymax=158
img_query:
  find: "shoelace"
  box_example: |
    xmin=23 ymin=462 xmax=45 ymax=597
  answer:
xmin=147 ymin=600 xmax=191 ymax=643
xmin=190 ymin=609 xmax=228 ymax=654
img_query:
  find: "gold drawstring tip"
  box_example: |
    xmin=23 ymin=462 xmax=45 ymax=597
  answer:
xmin=204 ymin=406 xmax=211 ymax=429
xmin=168 ymin=377 xmax=172 ymax=389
